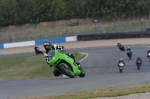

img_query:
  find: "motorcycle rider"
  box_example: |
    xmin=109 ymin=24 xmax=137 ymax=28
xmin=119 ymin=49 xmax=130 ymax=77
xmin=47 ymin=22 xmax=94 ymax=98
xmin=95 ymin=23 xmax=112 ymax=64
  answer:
xmin=117 ymin=43 xmax=125 ymax=51
xmin=118 ymin=58 xmax=125 ymax=66
xmin=117 ymin=43 xmax=121 ymax=47
xmin=44 ymin=40 xmax=78 ymax=63
xmin=43 ymin=40 xmax=81 ymax=76
xmin=126 ymin=46 xmax=132 ymax=56
xmin=136 ymin=56 xmax=142 ymax=65
xmin=126 ymin=46 xmax=132 ymax=51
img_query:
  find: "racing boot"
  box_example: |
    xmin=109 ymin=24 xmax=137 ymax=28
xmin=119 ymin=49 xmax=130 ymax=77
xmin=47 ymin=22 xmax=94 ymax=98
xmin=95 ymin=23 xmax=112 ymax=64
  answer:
xmin=53 ymin=69 xmax=62 ymax=77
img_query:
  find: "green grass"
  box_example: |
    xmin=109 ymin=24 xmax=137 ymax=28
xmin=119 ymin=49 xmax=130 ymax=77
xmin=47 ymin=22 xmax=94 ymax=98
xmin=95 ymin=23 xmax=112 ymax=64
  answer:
xmin=0 ymin=53 xmax=86 ymax=80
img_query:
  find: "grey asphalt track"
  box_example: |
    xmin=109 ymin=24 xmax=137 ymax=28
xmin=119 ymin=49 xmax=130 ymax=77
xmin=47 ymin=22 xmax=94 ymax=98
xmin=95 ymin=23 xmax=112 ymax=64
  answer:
xmin=1 ymin=46 xmax=150 ymax=99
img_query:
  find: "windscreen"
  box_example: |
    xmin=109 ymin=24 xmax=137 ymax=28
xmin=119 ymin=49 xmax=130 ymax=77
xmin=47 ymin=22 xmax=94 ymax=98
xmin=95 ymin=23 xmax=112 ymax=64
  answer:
xmin=47 ymin=50 xmax=55 ymax=58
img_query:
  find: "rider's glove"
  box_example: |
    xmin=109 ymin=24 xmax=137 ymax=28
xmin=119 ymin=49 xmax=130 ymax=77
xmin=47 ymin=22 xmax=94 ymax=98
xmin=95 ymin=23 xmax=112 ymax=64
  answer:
xmin=44 ymin=53 xmax=50 ymax=65
xmin=45 ymin=57 xmax=53 ymax=67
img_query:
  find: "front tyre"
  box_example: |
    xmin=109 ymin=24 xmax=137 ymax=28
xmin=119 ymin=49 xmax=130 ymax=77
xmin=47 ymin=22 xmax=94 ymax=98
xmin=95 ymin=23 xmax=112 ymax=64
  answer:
xmin=79 ymin=69 xmax=85 ymax=77
xmin=59 ymin=63 xmax=75 ymax=78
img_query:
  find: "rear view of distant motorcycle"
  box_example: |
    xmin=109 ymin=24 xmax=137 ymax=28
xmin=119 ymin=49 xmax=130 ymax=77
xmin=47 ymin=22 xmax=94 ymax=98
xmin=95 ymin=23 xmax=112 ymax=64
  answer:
xmin=118 ymin=58 xmax=125 ymax=73
xmin=117 ymin=43 xmax=125 ymax=51
xmin=136 ymin=57 xmax=142 ymax=70
xmin=126 ymin=47 xmax=132 ymax=59
xmin=147 ymin=49 xmax=150 ymax=59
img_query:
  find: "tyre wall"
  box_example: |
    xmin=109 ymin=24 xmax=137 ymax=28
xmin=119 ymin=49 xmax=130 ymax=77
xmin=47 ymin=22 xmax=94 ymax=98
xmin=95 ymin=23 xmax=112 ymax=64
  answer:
xmin=0 ymin=32 xmax=150 ymax=49
xmin=0 ymin=36 xmax=77 ymax=49
xmin=77 ymin=32 xmax=150 ymax=41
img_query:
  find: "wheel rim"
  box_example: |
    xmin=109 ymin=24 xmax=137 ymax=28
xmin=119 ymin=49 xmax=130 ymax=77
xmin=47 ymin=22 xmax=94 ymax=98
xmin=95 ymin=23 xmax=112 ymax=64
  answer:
xmin=64 ymin=65 xmax=74 ymax=75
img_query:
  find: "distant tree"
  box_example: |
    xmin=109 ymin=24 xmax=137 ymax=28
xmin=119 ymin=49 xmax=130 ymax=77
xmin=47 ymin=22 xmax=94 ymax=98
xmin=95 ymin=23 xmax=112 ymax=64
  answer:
xmin=0 ymin=0 xmax=149 ymax=26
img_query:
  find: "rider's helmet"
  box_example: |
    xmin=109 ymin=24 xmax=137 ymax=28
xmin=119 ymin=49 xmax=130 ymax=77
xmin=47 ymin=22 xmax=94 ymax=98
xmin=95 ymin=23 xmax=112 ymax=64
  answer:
xmin=137 ymin=56 xmax=142 ymax=63
xmin=43 ymin=40 xmax=52 ymax=51
xmin=137 ymin=56 xmax=141 ymax=60
xmin=127 ymin=46 xmax=131 ymax=51
xmin=34 ymin=46 xmax=38 ymax=49
xmin=117 ymin=43 xmax=121 ymax=47
xmin=119 ymin=58 xmax=123 ymax=61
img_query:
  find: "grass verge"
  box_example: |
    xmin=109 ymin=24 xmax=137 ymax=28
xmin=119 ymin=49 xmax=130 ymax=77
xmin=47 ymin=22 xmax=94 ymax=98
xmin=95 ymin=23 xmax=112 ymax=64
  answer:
xmin=0 ymin=53 xmax=86 ymax=81
xmin=14 ymin=83 xmax=150 ymax=99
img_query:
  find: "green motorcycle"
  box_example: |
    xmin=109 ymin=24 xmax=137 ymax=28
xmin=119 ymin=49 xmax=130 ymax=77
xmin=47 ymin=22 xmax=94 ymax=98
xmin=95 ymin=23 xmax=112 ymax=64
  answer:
xmin=47 ymin=50 xmax=85 ymax=78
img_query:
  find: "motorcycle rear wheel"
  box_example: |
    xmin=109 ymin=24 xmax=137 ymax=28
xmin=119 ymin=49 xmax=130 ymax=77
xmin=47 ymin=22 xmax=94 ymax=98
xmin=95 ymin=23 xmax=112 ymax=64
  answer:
xmin=59 ymin=63 xmax=75 ymax=78
xmin=120 ymin=69 xmax=123 ymax=73
xmin=137 ymin=65 xmax=141 ymax=70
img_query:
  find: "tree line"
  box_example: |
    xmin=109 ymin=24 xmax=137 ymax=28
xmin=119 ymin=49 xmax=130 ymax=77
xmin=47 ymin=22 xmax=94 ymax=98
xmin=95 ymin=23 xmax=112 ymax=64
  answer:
xmin=0 ymin=0 xmax=150 ymax=27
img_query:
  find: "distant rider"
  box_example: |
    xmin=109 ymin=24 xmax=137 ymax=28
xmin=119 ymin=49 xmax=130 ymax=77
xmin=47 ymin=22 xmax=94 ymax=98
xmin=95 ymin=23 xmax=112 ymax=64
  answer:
xmin=126 ymin=46 xmax=132 ymax=52
xmin=136 ymin=56 xmax=142 ymax=65
xmin=117 ymin=43 xmax=121 ymax=47
xmin=147 ymin=49 xmax=150 ymax=56
xmin=117 ymin=43 xmax=125 ymax=51
xmin=118 ymin=58 xmax=125 ymax=66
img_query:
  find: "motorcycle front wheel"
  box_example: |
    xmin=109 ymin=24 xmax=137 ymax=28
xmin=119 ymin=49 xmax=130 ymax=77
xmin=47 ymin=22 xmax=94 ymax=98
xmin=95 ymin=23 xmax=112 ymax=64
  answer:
xmin=79 ymin=68 xmax=85 ymax=77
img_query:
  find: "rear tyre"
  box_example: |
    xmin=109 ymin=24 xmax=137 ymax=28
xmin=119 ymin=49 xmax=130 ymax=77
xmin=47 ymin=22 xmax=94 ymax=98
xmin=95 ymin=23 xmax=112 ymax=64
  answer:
xmin=127 ymin=54 xmax=132 ymax=59
xmin=59 ymin=63 xmax=75 ymax=78
xmin=123 ymin=48 xmax=125 ymax=51
xmin=53 ymin=70 xmax=61 ymax=77
xmin=120 ymin=69 xmax=122 ymax=73
xmin=137 ymin=65 xmax=141 ymax=70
